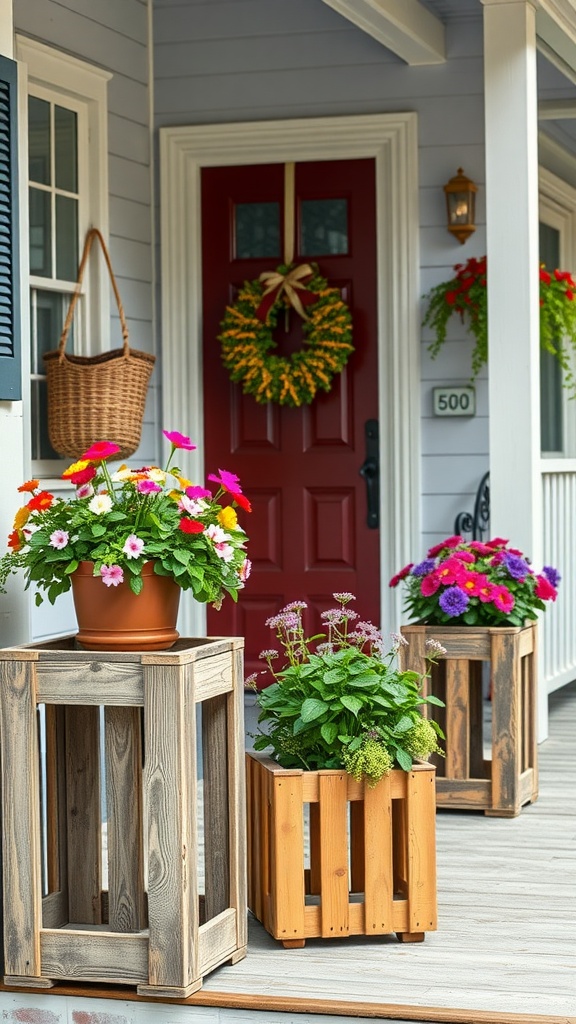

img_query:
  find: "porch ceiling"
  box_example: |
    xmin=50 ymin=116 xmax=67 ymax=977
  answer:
xmin=319 ymin=0 xmax=446 ymax=64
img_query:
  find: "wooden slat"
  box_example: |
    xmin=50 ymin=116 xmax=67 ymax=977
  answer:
xmin=44 ymin=705 xmax=68 ymax=899
xmin=435 ymin=778 xmax=491 ymax=805
xmin=318 ymin=774 xmax=349 ymax=938
xmin=65 ymin=705 xmax=102 ymax=925
xmin=41 ymin=891 xmax=67 ymax=930
xmin=270 ymin=772 xmax=306 ymax=941
xmin=490 ymin=630 xmax=520 ymax=814
xmin=198 ymin=908 xmax=238 ymax=974
xmin=104 ymin=706 xmax=145 ymax=932
xmin=228 ymin=640 xmax=247 ymax=950
xmin=363 ymin=776 xmax=393 ymax=934
xmin=348 ymin=799 xmax=364 ymax=893
xmin=36 ymin=661 xmax=144 ymax=705
xmin=401 ymin=624 xmax=493 ymax=660
xmin=445 ymin=659 xmax=471 ymax=779
xmin=143 ymin=659 xmax=198 ymax=990
xmin=0 ymin=658 xmax=43 ymax=977
xmin=406 ymin=768 xmax=437 ymax=934
xmin=40 ymin=928 xmax=148 ymax=983
xmin=193 ymin=650 xmax=235 ymax=702
xmin=468 ymin=659 xmax=485 ymax=779
xmin=203 ymin=693 xmax=230 ymax=920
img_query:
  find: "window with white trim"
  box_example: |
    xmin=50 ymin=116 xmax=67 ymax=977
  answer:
xmin=16 ymin=36 xmax=111 ymax=476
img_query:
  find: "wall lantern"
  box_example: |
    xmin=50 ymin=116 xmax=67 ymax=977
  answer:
xmin=444 ymin=168 xmax=477 ymax=244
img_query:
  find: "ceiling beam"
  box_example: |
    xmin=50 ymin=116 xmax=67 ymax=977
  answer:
xmin=535 ymin=2 xmax=576 ymax=82
xmin=539 ymin=98 xmax=576 ymax=118
xmin=320 ymin=0 xmax=446 ymax=65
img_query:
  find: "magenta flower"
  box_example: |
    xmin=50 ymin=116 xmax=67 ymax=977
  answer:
xmin=81 ymin=441 xmax=121 ymax=462
xmin=137 ymin=480 xmax=162 ymax=494
xmin=49 ymin=529 xmax=69 ymax=550
xmin=123 ymin=534 xmax=145 ymax=559
xmin=420 ymin=572 xmax=441 ymax=596
xmin=491 ymin=585 xmax=514 ymax=613
xmin=163 ymin=429 xmax=197 ymax=451
xmin=100 ymin=564 xmax=124 ymax=587
xmin=208 ymin=468 xmax=243 ymax=495
xmin=186 ymin=485 xmax=212 ymax=500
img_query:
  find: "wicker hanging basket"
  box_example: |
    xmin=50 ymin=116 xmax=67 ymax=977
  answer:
xmin=43 ymin=227 xmax=156 ymax=461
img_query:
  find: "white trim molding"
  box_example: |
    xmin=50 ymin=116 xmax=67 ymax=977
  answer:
xmin=320 ymin=0 xmax=445 ymax=65
xmin=159 ymin=113 xmax=421 ymax=639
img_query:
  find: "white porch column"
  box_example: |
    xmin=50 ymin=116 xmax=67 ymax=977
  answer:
xmin=482 ymin=0 xmax=546 ymax=738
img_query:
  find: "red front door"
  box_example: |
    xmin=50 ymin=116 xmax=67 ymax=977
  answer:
xmin=201 ymin=159 xmax=379 ymax=678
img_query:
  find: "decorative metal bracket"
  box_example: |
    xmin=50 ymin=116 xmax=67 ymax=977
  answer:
xmin=454 ymin=471 xmax=490 ymax=541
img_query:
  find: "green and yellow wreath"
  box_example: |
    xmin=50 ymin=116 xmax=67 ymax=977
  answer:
xmin=218 ymin=263 xmax=354 ymax=407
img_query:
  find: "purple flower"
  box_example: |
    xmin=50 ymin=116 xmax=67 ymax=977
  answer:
xmin=543 ymin=565 xmax=561 ymax=588
xmin=503 ymin=553 xmax=531 ymax=580
xmin=439 ymin=586 xmax=469 ymax=617
xmin=412 ymin=558 xmax=436 ymax=577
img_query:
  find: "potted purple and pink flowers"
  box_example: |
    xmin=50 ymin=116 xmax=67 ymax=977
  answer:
xmin=390 ymin=535 xmax=559 ymax=627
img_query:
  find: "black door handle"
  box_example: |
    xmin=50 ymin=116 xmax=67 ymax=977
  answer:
xmin=359 ymin=419 xmax=379 ymax=529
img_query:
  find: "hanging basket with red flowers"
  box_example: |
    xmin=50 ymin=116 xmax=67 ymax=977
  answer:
xmin=423 ymin=256 xmax=576 ymax=393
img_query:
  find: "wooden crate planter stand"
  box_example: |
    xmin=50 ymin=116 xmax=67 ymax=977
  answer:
xmin=399 ymin=623 xmax=538 ymax=817
xmin=246 ymin=753 xmax=437 ymax=948
xmin=0 ymin=637 xmax=247 ymax=997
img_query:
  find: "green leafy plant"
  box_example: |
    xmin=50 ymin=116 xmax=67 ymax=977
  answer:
xmin=0 ymin=430 xmax=251 ymax=607
xmin=249 ymin=594 xmax=444 ymax=786
xmin=389 ymin=534 xmax=560 ymax=628
xmin=423 ymin=256 xmax=576 ymax=392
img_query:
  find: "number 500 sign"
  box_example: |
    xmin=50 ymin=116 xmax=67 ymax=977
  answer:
xmin=432 ymin=386 xmax=475 ymax=417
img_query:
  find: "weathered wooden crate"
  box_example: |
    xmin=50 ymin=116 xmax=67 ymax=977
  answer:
xmin=0 ymin=637 xmax=247 ymax=997
xmin=246 ymin=753 xmax=437 ymax=948
xmin=399 ymin=623 xmax=538 ymax=817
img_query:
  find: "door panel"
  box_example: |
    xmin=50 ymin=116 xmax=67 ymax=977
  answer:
xmin=201 ymin=159 xmax=379 ymax=678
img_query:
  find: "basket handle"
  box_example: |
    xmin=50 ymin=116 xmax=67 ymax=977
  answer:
xmin=57 ymin=227 xmax=130 ymax=362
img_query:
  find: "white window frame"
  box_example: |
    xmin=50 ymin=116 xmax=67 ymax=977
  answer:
xmin=15 ymin=35 xmax=111 ymax=479
xmin=539 ymin=166 xmax=576 ymax=459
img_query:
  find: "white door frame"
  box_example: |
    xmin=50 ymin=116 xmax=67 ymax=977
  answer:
xmin=159 ymin=113 xmax=421 ymax=639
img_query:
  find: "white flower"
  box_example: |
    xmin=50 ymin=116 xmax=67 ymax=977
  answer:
xmin=206 ymin=523 xmax=229 ymax=544
xmin=214 ymin=542 xmax=235 ymax=562
xmin=111 ymin=466 xmax=132 ymax=482
xmin=89 ymin=493 xmax=113 ymax=515
xmin=49 ymin=530 xmax=69 ymax=550
xmin=179 ymin=495 xmax=207 ymax=517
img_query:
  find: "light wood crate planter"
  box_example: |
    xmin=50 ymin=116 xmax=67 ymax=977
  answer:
xmin=0 ymin=637 xmax=247 ymax=997
xmin=246 ymin=753 xmax=437 ymax=948
xmin=399 ymin=623 xmax=538 ymax=817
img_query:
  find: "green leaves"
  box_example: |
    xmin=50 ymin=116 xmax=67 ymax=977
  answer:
xmin=300 ymin=698 xmax=329 ymax=723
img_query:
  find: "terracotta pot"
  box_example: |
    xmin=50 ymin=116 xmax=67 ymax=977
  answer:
xmin=71 ymin=560 xmax=181 ymax=651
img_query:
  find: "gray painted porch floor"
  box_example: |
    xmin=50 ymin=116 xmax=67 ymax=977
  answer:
xmin=197 ymin=682 xmax=576 ymax=1019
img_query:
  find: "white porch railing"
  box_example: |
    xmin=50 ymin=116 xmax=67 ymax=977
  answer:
xmin=541 ymin=461 xmax=576 ymax=692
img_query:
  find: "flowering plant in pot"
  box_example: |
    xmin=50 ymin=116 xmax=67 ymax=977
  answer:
xmin=423 ymin=255 xmax=576 ymax=392
xmin=389 ymin=534 xmax=560 ymax=627
xmin=249 ymin=592 xmax=445 ymax=785
xmin=0 ymin=429 xmax=251 ymax=610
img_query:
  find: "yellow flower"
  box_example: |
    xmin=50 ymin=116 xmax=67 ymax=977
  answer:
xmin=13 ymin=506 xmax=30 ymax=530
xmin=218 ymin=506 xmax=238 ymax=530
xmin=62 ymin=458 xmax=90 ymax=478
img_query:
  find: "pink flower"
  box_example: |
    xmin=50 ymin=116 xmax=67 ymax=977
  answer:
xmin=491 ymin=585 xmax=514 ymax=613
xmin=469 ymin=541 xmax=493 ymax=555
xmin=535 ymin=575 xmax=557 ymax=601
xmin=186 ymin=485 xmax=212 ymax=500
xmin=100 ymin=564 xmax=124 ymax=587
xmin=76 ymin=482 xmax=94 ymax=499
xmin=477 ymin=580 xmax=496 ymax=603
xmin=209 ymin=468 xmax=243 ymax=495
xmin=239 ymin=557 xmax=252 ymax=581
xmin=214 ymin=542 xmax=234 ymax=562
xmin=436 ymin=558 xmax=465 ymax=586
xmin=459 ymin=570 xmax=488 ymax=596
xmin=421 ymin=572 xmax=441 ymax=596
xmin=67 ymin=466 xmax=97 ymax=486
xmin=163 ymin=429 xmax=197 ymax=451
xmin=123 ymin=534 xmax=145 ymax=559
xmin=49 ymin=530 xmax=69 ymax=550
xmin=137 ymin=480 xmax=162 ymax=494
xmin=453 ymin=550 xmax=475 ymax=563
xmin=81 ymin=441 xmax=121 ymax=462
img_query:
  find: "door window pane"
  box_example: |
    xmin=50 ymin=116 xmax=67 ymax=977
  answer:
xmin=56 ymin=195 xmax=78 ymax=280
xmin=55 ymin=105 xmax=78 ymax=192
xmin=300 ymin=198 xmax=348 ymax=256
xmin=30 ymin=289 xmax=73 ymax=459
xmin=28 ymin=96 xmax=50 ymax=184
xmin=235 ymin=202 xmax=280 ymax=259
xmin=540 ymin=222 xmax=563 ymax=453
xmin=29 ymin=187 xmax=52 ymax=276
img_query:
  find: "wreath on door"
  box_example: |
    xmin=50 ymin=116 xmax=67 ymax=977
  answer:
xmin=218 ymin=263 xmax=354 ymax=407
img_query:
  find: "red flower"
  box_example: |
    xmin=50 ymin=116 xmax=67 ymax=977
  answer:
xmin=67 ymin=466 xmax=97 ymax=486
xmin=535 ymin=575 xmax=557 ymax=601
xmin=389 ymin=562 xmax=414 ymax=588
xmin=459 ymin=570 xmax=489 ymax=596
xmin=453 ymin=550 xmax=475 ymax=563
xmin=421 ymin=572 xmax=441 ymax=597
xmin=178 ymin=519 xmax=205 ymax=534
xmin=539 ymin=269 xmax=551 ymax=285
xmin=27 ymin=491 xmax=54 ymax=513
xmin=567 ymin=290 xmax=574 ymax=301
xmin=427 ymin=535 xmax=463 ymax=558
xmin=436 ymin=558 xmax=465 ymax=586
xmin=485 ymin=537 xmax=508 ymax=548
xmin=469 ymin=541 xmax=493 ymax=555
xmin=445 ymin=291 xmax=457 ymax=306
xmin=7 ymin=529 xmax=24 ymax=551
xmin=234 ymin=492 xmax=252 ymax=513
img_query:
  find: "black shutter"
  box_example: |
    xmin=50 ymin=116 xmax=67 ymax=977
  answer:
xmin=0 ymin=54 xmax=21 ymax=401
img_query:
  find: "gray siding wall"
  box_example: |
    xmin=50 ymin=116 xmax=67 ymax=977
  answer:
xmin=14 ymin=0 xmax=158 ymax=465
xmin=153 ymin=0 xmax=490 ymax=556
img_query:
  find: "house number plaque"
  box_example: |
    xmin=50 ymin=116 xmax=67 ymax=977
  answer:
xmin=433 ymin=386 xmax=475 ymax=417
